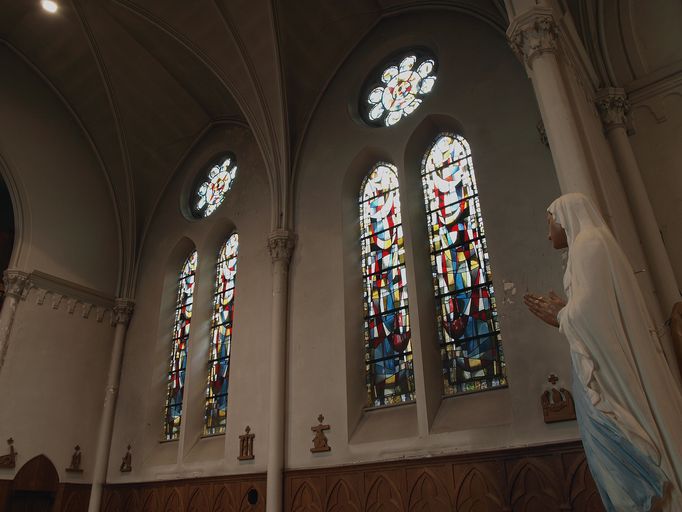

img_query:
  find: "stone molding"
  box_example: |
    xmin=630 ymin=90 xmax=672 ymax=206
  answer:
xmin=267 ymin=229 xmax=297 ymax=264
xmin=2 ymin=270 xmax=30 ymax=300
xmin=507 ymin=7 xmax=558 ymax=69
xmin=596 ymin=88 xmax=630 ymax=131
xmin=5 ymin=269 xmax=119 ymax=325
xmin=113 ymin=298 xmax=135 ymax=326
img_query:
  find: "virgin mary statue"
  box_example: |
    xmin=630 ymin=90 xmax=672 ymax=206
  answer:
xmin=524 ymin=193 xmax=682 ymax=511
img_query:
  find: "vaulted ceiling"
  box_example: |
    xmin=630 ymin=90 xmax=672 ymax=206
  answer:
xmin=0 ymin=0 xmax=509 ymax=293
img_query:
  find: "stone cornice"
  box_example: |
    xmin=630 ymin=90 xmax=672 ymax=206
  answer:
xmin=507 ymin=7 xmax=558 ymax=69
xmin=595 ymin=88 xmax=630 ymax=131
xmin=267 ymin=229 xmax=297 ymax=264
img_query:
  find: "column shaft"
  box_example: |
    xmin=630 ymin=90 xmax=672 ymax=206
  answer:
xmin=265 ymin=230 xmax=296 ymax=512
xmin=0 ymin=270 xmax=29 ymax=376
xmin=88 ymin=299 xmax=134 ymax=512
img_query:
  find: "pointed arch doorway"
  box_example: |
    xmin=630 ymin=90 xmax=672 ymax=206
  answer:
xmin=8 ymin=455 xmax=59 ymax=512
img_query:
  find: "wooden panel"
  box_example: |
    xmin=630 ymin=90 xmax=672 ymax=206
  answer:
xmin=285 ymin=441 xmax=605 ymax=512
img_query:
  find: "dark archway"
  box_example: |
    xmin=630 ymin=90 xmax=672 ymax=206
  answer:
xmin=0 ymin=174 xmax=14 ymax=304
xmin=9 ymin=455 xmax=59 ymax=512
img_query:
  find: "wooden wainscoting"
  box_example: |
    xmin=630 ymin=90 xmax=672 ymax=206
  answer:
xmin=284 ymin=440 xmax=604 ymax=512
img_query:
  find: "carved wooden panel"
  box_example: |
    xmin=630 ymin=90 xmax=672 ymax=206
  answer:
xmin=285 ymin=441 xmax=604 ymax=512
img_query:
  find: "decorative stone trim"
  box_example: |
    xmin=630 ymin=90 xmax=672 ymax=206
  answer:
xmin=113 ymin=298 xmax=135 ymax=326
xmin=2 ymin=270 xmax=30 ymax=300
xmin=595 ymin=88 xmax=630 ymax=131
xmin=507 ymin=7 xmax=558 ymax=69
xmin=267 ymin=229 xmax=297 ymax=264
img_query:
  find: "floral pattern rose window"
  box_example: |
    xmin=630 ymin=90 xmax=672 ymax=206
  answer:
xmin=193 ymin=154 xmax=237 ymax=218
xmin=362 ymin=52 xmax=437 ymax=127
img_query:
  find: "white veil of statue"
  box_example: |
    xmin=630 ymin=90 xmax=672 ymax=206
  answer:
xmin=548 ymin=193 xmax=682 ymax=511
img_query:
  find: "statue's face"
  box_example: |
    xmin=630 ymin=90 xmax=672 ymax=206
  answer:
xmin=547 ymin=212 xmax=568 ymax=250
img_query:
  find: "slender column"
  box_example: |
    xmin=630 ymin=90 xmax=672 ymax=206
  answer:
xmin=0 ymin=270 xmax=30 ymax=376
xmin=596 ymin=88 xmax=681 ymax=314
xmin=265 ymin=229 xmax=296 ymax=512
xmin=507 ymin=7 xmax=598 ymax=201
xmin=88 ymin=298 xmax=134 ymax=512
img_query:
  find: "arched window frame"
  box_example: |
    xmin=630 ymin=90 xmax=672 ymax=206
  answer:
xmin=420 ymin=133 xmax=506 ymax=395
xmin=203 ymin=233 xmax=239 ymax=436
xmin=163 ymin=249 xmax=198 ymax=441
xmin=359 ymin=162 xmax=415 ymax=407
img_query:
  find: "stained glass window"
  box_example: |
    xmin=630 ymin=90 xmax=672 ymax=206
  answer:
xmin=163 ymin=250 xmax=197 ymax=440
xmin=360 ymin=163 xmax=415 ymax=407
xmin=193 ymin=154 xmax=237 ymax=218
xmin=362 ymin=52 xmax=437 ymax=127
xmin=203 ymin=233 xmax=239 ymax=436
xmin=421 ymin=134 xmax=506 ymax=395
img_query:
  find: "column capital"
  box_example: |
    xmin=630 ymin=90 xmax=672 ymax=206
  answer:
xmin=113 ymin=298 xmax=135 ymax=326
xmin=2 ymin=270 xmax=30 ymax=300
xmin=267 ymin=229 xmax=297 ymax=264
xmin=507 ymin=7 xmax=558 ymax=68
xmin=595 ymin=88 xmax=630 ymax=131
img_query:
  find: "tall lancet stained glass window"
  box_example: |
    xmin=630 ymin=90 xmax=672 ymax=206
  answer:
xmin=164 ymin=250 xmax=197 ymax=440
xmin=421 ymin=134 xmax=506 ymax=395
xmin=360 ymin=163 xmax=414 ymax=406
xmin=204 ymin=233 xmax=239 ymax=436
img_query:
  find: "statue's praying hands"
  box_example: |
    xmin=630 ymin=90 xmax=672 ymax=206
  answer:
xmin=523 ymin=291 xmax=566 ymax=328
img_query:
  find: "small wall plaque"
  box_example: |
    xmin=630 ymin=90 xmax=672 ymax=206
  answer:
xmin=542 ymin=374 xmax=576 ymax=423
xmin=119 ymin=444 xmax=132 ymax=472
xmin=65 ymin=445 xmax=83 ymax=473
xmin=238 ymin=426 xmax=255 ymax=461
xmin=310 ymin=414 xmax=331 ymax=453
xmin=0 ymin=438 xmax=16 ymax=469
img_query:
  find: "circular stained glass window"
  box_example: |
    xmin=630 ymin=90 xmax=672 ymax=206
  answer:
xmin=192 ymin=154 xmax=237 ymax=218
xmin=361 ymin=51 xmax=437 ymax=127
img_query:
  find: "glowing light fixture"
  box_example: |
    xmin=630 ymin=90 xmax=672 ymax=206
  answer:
xmin=41 ymin=0 xmax=58 ymax=13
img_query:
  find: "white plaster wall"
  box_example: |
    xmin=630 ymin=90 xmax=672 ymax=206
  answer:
xmin=108 ymin=123 xmax=272 ymax=483
xmin=0 ymin=291 xmax=114 ymax=483
xmin=0 ymin=45 xmax=119 ymax=294
xmin=288 ymin=12 xmax=578 ymax=470
xmin=630 ymin=92 xmax=682 ymax=287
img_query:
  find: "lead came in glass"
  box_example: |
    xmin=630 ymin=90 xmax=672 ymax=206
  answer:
xmin=421 ymin=134 xmax=506 ymax=395
xmin=204 ymin=233 xmax=239 ymax=435
xmin=193 ymin=155 xmax=237 ymax=218
xmin=364 ymin=53 xmax=437 ymax=127
xmin=360 ymin=163 xmax=415 ymax=406
xmin=163 ymin=250 xmax=197 ymax=440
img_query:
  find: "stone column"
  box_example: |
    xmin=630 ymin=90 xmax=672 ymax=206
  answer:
xmin=0 ymin=270 xmax=30 ymax=375
xmin=265 ymin=229 xmax=296 ymax=512
xmin=596 ymin=88 xmax=681 ymax=314
xmin=88 ymin=298 xmax=134 ymax=512
xmin=507 ymin=7 xmax=598 ymax=201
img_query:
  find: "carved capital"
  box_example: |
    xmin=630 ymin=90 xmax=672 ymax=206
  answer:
xmin=267 ymin=229 xmax=297 ymax=264
xmin=2 ymin=270 xmax=30 ymax=300
xmin=595 ymin=88 xmax=629 ymax=131
xmin=113 ymin=298 xmax=135 ymax=326
xmin=507 ymin=8 xmax=558 ymax=68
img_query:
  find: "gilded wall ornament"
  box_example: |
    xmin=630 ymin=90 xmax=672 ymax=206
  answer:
xmin=310 ymin=414 xmax=331 ymax=453
xmin=66 ymin=445 xmax=83 ymax=473
xmin=0 ymin=438 xmax=16 ymax=468
xmin=541 ymin=374 xmax=576 ymax=423
xmin=238 ymin=425 xmax=255 ymax=461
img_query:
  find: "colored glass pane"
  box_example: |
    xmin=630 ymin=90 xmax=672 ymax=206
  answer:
xmin=421 ymin=134 xmax=506 ymax=395
xmin=360 ymin=163 xmax=415 ymax=406
xmin=193 ymin=155 xmax=237 ymax=218
xmin=204 ymin=233 xmax=239 ymax=435
xmin=163 ymin=250 xmax=197 ymax=440
xmin=364 ymin=53 xmax=437 ymax=127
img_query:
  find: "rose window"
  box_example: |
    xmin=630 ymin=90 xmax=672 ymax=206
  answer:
xmin=193 ymin=155 xmax=237 ymax=218
xmin=363 ymin=53 xmax=437 ymax=127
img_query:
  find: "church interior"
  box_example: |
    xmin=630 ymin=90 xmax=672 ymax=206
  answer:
xmin=0 ymin=0 xmax=681 ymax=510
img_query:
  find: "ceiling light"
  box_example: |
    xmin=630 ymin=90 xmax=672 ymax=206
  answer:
xmin=41 ymin=0 xmax=58 ymax=13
